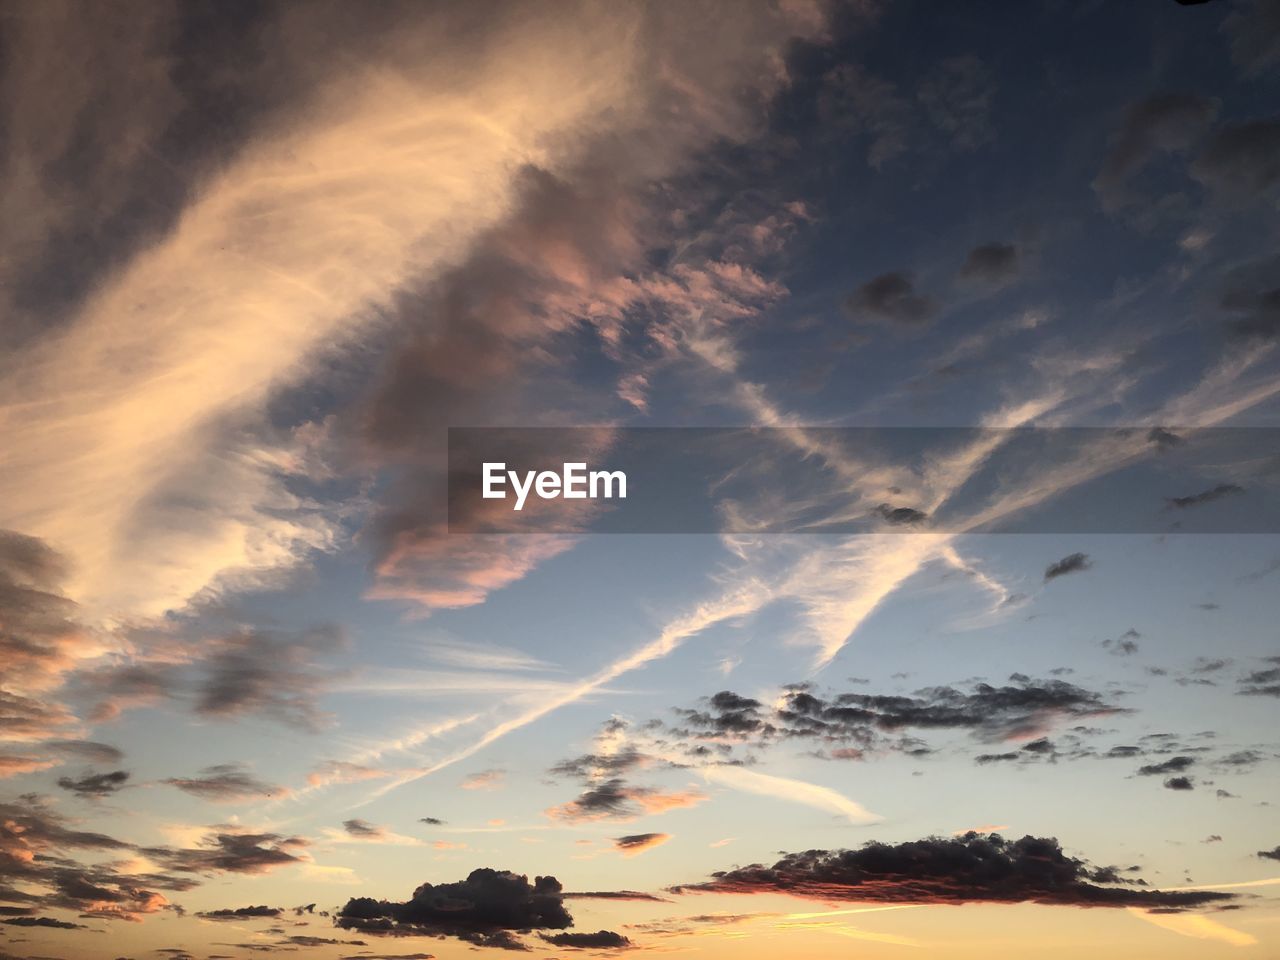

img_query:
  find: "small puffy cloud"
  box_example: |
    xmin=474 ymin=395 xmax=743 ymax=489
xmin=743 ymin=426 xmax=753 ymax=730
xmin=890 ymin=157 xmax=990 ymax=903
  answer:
xmin=1044 ymin=552 xmax=1091 ymax=582
xmin=959 ymin=242 xmax=1019 ymax=288
xmin=847 ymin=272 xmax=940 ymax=325
xmin=613 ymin=833 xmax=671 ymax=857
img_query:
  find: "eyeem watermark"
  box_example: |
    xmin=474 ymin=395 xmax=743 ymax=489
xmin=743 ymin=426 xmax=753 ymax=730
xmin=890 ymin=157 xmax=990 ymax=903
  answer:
xmin=482 ymin=461 xmax=627 ymax=511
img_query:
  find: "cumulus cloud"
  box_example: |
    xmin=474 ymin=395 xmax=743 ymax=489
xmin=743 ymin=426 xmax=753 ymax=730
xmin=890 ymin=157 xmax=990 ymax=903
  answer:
xmin=336 ymin=868 xmax=572 ymax=948
xmin=673 ymin=677 xmax=1123 ymax=752
xmin=671 ymin=833 xmax=1236 ymax=910
xmin=847 ymin=272 xmax=940 ymax=325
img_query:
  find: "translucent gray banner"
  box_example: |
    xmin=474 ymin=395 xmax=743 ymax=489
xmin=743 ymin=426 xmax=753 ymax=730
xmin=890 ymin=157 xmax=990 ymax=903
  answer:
xmin=447 ymin=427 xmax=1280 ymax=534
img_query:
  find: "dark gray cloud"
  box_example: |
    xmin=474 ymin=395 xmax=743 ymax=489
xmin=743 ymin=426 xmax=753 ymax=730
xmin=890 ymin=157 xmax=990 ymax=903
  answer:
xmin=1137 ymin=756 xmax=1196 ymax=776
xmin=1164 ymin=776 xmax=1195 ymax=790
xmin=774 ymin=678 xmax=1122 ymax=744
xmin=1044 ymin=552 xmax=1091 ymax=582
xmin=847 ymin=272 xmax=940 ymax=325
xmin=1167 ymin=484 xmax=1244 ymax=509
xmin=1259 ymin=846 xmax=1280 ymax=861
xmin=1094 ymin=93 xmax=1219 ymax=208
xmin=196 ymin=905 xmax=283 ymax=922
xmin=959 ymin=242 xmax=1019 ymax=287
xmin=613 ymin=833 xmax=670 ymax=853
xmin=1222 ymin=286 xmax=1280 ymax=341
xmin=1237 ymin=663 xmax=1280 ymax=698
xmin=162 ymin=764 xmax=286 ymax=803
xmin=1 ymin=916 xmax=87 ymax=929
xmin=550 ymin=745 xmax=647 ymax=781
xmin=141 ymin=830 xmax=309 ymax=875
xmin=876 ymin=504 xmax=928 ymax=526
xmin=418 ymin=817 xmax=445 ymax=826
xmin=540 ymin=930 xmax=632 ymax=949
xmin=336 ymin=868 xmax=573 ymax=949
xmin=342 ymin=819 xmax=384 ymax=839
xmin=671 ymin=833 xmax=1236 ymax=910
xmin=1193 ymin=119 xmax=1280 ymax=197
xmin=56 ymin=769 xmax=129 ymax=798
xmin=195 ymin=626 xmax=344 ymax=730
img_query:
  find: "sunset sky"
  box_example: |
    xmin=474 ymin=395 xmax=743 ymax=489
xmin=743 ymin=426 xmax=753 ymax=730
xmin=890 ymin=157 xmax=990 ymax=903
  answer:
xmin=2 ymin=1 xmax=1279 ymax=958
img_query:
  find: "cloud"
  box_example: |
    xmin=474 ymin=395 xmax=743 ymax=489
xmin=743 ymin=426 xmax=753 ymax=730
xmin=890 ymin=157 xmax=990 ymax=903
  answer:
xmin=1093 ymin=93 xmax=1218 ymax=208
xmin=613 ymin=833 xmax=671 ymax=857
xmin=540 ymin=930 xmax=632 ymax=949
xmin=1221 ymin=285 xmax=1280 ymax=342
xmin=1237 ymin=664 xmax=1280 ymax=698
xmin=460 ymin=769 xmax=506 ymax=791
xmin=1192 ymin=118 xmax=1280 ymax=197
xmin=307 ymin=761 xmax=390 ymax=788
xmin=1164 ymin=776 xmax=1195 ymax=790
xmin=162 ymin=764 xmax=289 ymax=803
xmin=959 ymin=242 xmax=1019 ymax=288
xmin=140 ymin=828 xmax=308 ymax=875
xmin=0 ymin=796 xmax=185 ymax=921
xmin=336 ymin=868 xmax=572 ymax=949
xmin=0 ymin=754 xmax=57 ymax=777
xmin=763 ymin=677 xmax=1120 ymax=746
xmin=1259 ymin=846 xmax=1280 ymax=861
xmin=0 ymin=531 xmax=104 ymax=727
xmin=671 ymin=833 xmax=1237 ymax=910
xmin=342 ymin=819 xmax=385 ymax=840
xmin=698 ymin=765 xmax=882 ymax=825
xmin=545 ymin=779 xmax=707 ymax=824
xmin=1222 ymin=0 xmax=1280 ymax=75
xmin=1137 ymin=756 xmax=1196 ymax=776
xmin=1044 ymin=552 xmax=1092 ymax=582
xmin=917 ymin=55 xmax=996 ymax=151
xmin=196 ymin=905 xmax=282 ymax=922
xmin=43 ymin=740 xmax=124 ymax=765
xmin=194 ymin=626 xmax=344 ymax=730
xmin=847 ymin=272 xmax=940 ymax=325
xmin=56 ymin=769 xmax=130 ymax=798
xmin=2 ymin=916 xmax=87 ymax=929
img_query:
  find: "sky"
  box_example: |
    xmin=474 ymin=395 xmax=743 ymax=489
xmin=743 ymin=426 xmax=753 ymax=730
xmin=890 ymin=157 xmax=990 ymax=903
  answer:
xmin=1 ymin=0 xmax=1279 ymax=958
